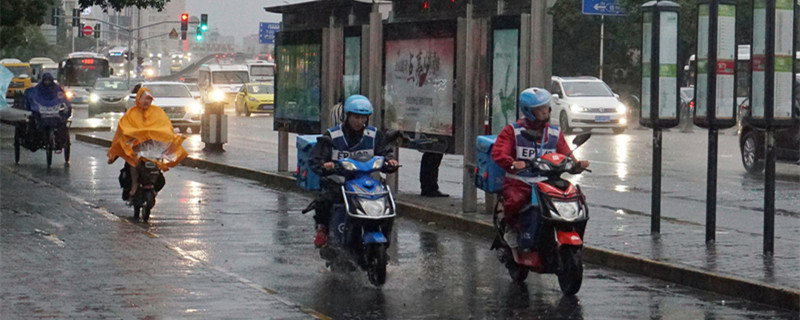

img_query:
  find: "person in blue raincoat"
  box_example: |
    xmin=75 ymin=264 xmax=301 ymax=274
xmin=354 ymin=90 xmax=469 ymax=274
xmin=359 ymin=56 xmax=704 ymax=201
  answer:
xmin=24 ymin=73 xmax=72 ymax=146
xmin=24 ymin=73 xmax=72 ymax=128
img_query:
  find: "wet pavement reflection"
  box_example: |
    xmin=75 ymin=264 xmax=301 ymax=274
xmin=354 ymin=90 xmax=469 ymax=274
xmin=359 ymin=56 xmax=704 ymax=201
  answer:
xmin=1 ymin=128 xmax=797 ymax=318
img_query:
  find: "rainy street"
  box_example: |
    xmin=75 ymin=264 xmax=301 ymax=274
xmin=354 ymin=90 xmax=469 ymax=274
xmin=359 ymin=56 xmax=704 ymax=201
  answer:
xmin=1 ymin=112 xmax=798 ymax=318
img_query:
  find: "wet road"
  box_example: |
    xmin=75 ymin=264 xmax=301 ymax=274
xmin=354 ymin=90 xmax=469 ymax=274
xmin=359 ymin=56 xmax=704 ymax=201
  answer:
xmin=2 ymin=126 xmax=796 ymax=319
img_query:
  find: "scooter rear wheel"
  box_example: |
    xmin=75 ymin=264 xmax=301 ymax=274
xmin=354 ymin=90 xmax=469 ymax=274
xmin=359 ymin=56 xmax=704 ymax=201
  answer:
xmin=557 ymin=245 xmax=583 ymax=295
xmin=141 ymin=190 xmax=155 ymax=223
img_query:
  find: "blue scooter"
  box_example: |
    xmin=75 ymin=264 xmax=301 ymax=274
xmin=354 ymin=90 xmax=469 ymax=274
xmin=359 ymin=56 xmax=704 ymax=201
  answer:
xmin=305 ymin=134 xmax=399 ymax=286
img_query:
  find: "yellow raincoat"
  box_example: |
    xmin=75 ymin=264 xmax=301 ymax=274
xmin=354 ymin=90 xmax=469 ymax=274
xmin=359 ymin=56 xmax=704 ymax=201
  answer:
xmin=107 ymin=87 xmax=188 ymax=171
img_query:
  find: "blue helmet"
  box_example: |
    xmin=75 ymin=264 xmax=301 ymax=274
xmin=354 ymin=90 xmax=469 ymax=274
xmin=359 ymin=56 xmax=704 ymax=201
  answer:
xmin=343 ymin=95 xmax=373 ymax=116
xmin=519 ymin=87 xmax=551 ymax=119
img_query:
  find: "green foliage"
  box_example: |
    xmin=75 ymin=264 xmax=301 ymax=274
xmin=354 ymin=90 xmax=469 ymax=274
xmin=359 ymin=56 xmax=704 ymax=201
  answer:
xmin=78 ymin=0 xmax=170 ymax=12
xmin=0 ymin=0 xmax=56 ymax=61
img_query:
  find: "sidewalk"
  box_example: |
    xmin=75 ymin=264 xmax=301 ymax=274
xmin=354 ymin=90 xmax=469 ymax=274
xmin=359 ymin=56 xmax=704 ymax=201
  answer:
xmin=75 ymin=131 xmax=800 ymax=311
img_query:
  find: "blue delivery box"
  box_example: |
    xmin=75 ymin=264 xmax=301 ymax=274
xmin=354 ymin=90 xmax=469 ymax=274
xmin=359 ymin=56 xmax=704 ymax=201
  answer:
xmin=475 ymin=135 xmax=505 ymax=193
xmin=297 ymin=134 xmax=322 ymax=190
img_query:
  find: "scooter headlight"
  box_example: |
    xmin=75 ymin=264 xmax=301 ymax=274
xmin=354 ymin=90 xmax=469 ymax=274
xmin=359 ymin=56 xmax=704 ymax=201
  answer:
xmin=372 ymin=158 xmax=384 ymax=170
xmin=65 ymin=90 xmax=75 ymax=100
xmin=358 ymin=199 xmax=387 ymax=217
xmin=537 ymin=162 xmax=553 ymax=171
xmin=551 ymin=201 xmax=581 ymax=222
xmin=341 ymin=161 xmax=358 ymax=171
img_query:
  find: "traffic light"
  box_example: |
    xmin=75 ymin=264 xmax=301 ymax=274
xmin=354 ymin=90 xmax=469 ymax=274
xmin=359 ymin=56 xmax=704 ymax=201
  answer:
xmin=196 ymin=26 xmax=204 ymax=41
xmin=180 ymin=13 xmax=189 ymax=40
xmin=72 ymin=8 xmax=80 ymax=27
xmin=200 ymin=14 xmax=208 ymax=32
xmin=94 ymin=23 xmax=100 ymax=38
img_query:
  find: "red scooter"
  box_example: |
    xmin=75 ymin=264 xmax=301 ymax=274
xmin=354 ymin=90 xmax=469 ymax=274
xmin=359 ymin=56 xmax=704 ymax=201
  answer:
xmin=492 ymin=131 xmax=591 ymax=296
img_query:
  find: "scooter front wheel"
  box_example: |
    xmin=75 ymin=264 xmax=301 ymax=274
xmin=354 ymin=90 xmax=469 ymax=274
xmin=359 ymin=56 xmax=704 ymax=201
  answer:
xmin=366 ymin=243 xmax=387 ymax=286
xmin=141 ymin=190 xmax=155 ymax=223
xmin=557 ymin=245 xmax=583 ymax=295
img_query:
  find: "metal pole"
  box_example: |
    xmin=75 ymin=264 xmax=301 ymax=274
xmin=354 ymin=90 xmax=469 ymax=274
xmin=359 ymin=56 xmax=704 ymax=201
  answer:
xmin=599 ymin=16 xmax=604 ymax=80
xmin=652 ymin=128 xmax=661 ymax=234
xmin=705 ymin=0 xmax=720 ymax=244
xmin=706 ymin=128 xmax=718 ymax=243
xmin=460 ymin=6 xmax=477 ymax=213
xmin=764 ymin=130 xmax=776 ymax=254
xmin=278 ymin=130 xmax=289 ymax=172
xmin=763 ymin=0 xmax=777 ymax=255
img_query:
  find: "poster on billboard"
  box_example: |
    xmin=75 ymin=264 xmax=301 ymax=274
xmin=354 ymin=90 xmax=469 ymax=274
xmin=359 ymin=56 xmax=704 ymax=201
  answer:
xmin=492 ymin=29 xmax=519 ymax=134
xmin=384 ymin=37 xmax=455 ymax=138
xmin=274 ymin=41 xmax=321 ymax=134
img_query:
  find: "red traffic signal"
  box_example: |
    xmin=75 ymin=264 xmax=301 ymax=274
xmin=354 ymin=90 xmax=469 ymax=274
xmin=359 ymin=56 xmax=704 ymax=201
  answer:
xmin=180 ymin=12 xmax=188 ymax=40
xmin=181 ymin=13 xmax=189 ymax=22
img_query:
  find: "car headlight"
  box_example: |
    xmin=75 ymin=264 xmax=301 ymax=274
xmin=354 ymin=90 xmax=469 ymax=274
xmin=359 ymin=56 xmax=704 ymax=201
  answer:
xmin=65 ymin=90 xmax=75 ymax=100
xmin=341 ymin=161 xmax=358 ymax=171
xmin=570 ymin=104 xmax=582 ymax=113
xmin=144 ymin=69 xmax=155 ymax=77
xmin=89 ymin=93 xmax=99 ymax=103
xmin=372 ymin=158 xmax=384 ymax=170
xmin=209 ymin=90 xmax=225 ymax=102
xmin=616 ymin=103 xmax=626 ymax=114
xmin=186 ymin=102 xmax=204 ymax=115
xmin=247 ymin=96 xmax=258 ymax=102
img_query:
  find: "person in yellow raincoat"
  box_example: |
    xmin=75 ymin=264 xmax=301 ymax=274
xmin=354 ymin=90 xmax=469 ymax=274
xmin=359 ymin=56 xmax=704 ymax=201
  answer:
xmin=108 ymin=87 xmax=188 ymax=197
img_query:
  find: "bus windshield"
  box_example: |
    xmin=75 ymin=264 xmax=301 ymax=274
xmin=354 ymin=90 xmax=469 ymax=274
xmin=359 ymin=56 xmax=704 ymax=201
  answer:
xmin=212 ymin=71 xmax=249 ymax=84
xmin=61 ymin=57 xmax=110 ymax=87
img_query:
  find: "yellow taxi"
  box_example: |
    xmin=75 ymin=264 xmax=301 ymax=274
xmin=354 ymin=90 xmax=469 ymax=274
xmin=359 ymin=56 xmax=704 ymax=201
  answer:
xmin=3 ymin=62 xmax=33 ymax=98
xmin=234 ymin=82 xmax=274 ymax=117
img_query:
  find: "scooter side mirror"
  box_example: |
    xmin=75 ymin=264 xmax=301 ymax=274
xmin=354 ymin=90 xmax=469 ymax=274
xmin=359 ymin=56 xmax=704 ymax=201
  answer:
xmin=521 ymin=129 xmax=542 ymax=142
xmin=572 ymin=132 xmax=591 ymax=147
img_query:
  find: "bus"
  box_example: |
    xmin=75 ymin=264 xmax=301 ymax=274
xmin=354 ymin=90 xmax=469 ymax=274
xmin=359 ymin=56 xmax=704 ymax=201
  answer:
xmin=59 ymin=52 xmax=111 ymax=104
xmin=198 ymin=64 xmax=250 ymax=108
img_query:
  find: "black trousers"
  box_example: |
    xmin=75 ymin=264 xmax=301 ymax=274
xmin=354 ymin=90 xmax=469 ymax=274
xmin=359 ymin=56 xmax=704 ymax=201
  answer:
xmin=420 ymin=152 xmax=443 ymax=193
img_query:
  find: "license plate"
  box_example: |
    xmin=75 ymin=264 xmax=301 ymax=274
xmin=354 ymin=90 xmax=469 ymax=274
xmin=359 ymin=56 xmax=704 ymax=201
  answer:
xmin=595 ymin=115 xmax=610 ymax=122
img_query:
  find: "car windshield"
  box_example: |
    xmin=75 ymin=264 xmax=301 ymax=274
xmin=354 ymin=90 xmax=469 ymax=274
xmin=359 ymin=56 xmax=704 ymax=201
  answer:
xmin=212 ymin=71 xmax=249 ymax=84
xmin=146 ymin=84 xmax=191 ymax=98
xmin=248 ymin=84 xmax=273 ymax=94
xmin=94 ymin=79 xmax=128 ymax=91
xmin=562 ymin=81 xmax=614 ymax=97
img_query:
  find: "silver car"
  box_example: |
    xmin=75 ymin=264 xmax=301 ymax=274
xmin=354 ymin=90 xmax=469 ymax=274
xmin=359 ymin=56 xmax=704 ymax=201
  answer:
xmin=126 ymin=81 xmax=204 ymax=134
xmin=89 ymin=78 xmax=137 ymax=117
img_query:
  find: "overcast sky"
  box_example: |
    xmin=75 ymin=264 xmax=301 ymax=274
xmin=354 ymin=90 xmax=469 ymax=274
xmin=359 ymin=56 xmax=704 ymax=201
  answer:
xmin=185 ymin=0 xmax=306 ymax=38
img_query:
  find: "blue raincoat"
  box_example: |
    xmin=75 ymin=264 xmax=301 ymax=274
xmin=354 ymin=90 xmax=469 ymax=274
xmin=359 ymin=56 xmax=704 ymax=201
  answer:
xmin=24 ymin=73 xmax=71 ymax=129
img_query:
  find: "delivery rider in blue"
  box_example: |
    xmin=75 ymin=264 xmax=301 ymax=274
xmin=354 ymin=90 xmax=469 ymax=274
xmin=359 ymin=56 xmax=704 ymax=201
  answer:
xmin=308 ymin=95 xmax=399 ymax=247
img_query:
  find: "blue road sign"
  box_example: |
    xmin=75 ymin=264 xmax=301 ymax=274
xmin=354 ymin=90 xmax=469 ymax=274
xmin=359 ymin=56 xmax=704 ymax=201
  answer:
xmin=583 ymin=0 xmax=625 ymax=16
xmin=259 ymin=22 xmax=280 ymax=45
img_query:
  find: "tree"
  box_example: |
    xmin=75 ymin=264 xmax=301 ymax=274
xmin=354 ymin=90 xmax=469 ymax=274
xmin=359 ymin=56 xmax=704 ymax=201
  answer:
xmin=0 ymin=0 xmax=56 ymax=60
xmin=78 ymin=0 xmax=170 ymax=12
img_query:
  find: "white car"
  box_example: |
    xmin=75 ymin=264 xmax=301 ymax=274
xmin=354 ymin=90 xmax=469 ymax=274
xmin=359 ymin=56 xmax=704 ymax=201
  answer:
xmin=550 ymin=76 xmax=628 ymax=134
xmin=126 ymin=81 xmax=204 ymax=134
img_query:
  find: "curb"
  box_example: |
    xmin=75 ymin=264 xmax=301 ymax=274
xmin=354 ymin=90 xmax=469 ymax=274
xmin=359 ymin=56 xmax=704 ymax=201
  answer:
xmin=75 ymin=133 xmax=800 ymax=311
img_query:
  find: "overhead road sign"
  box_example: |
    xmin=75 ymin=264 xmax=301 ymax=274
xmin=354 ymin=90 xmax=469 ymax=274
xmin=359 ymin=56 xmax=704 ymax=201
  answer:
xmin=259 ymin=22 xmax=280 ymax=44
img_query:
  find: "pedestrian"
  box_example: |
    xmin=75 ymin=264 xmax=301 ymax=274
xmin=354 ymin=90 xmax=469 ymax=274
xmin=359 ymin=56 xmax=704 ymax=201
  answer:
xmin=491 ymin=87 xmax=589 ymax=246
xmin=308 ymin=95 xmax=398 ymax=247
xmin=420 ymin=151 xmax=448 ymax=197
